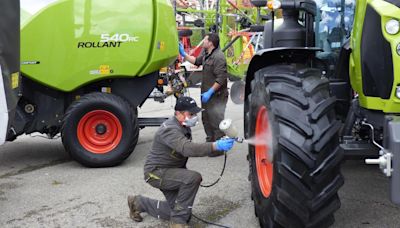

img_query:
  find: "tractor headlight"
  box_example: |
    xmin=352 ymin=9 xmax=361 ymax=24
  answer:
xmin=396 ymin=86 xmax=400 ymax=99
xmin=385 ymin=19 xmax=400 ymax=35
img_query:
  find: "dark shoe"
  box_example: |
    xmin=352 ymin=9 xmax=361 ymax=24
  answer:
xmin=127 ymin=195 xmax=143 ymax=222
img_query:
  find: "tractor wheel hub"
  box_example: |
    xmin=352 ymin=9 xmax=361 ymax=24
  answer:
xmin=95 ymin=124 xmax=107 ymax=135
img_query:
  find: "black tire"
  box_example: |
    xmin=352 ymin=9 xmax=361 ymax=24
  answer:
xmin=250 ymin=25 xmax=265 ymax=32
xmin=178 ymin=29 xmax=193 ymax=37
xmin=62 ymin=92 xmax=139 ymax=167
xmin=230 ymin=81 xmax=245 ymax=105
xmin=245 ymin=64 xmax=344 ymax=227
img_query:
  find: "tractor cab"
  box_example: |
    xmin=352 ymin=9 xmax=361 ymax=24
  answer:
xmin=317 ymin=0 xmax=355 ymax=50
xmin=315 ymin=0 xmax=355 ymax=77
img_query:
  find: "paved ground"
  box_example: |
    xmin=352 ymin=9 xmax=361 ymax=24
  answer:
xmin=0 ymin=85 xmax=399 ymax=228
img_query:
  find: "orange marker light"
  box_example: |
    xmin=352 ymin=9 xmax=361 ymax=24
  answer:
xmin=267 ymin=1 xmax=281 ymax=10
xmin=267 ymin=1 xmax=274 ymax=9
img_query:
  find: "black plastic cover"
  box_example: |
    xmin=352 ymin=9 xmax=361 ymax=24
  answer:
xmin=361 ymin=5 xmax=393 ymax=99
xmin=280 ymin=0 xmax=317 ymax=16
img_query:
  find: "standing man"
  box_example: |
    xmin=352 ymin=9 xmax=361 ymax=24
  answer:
xmin=127 ymin=96 xmax=235 ymax=228
xmin=179 ymin=33 xmax=229 ymax=142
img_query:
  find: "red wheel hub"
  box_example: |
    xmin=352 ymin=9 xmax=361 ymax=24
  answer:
xmin=77 ymin=110 xmax=122 ymax=154
xmin=255 ymin=106 xmax=273 ymax=198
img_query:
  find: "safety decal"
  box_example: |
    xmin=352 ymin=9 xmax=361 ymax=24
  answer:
xmin=90 ymin=65 xmax=113 ymax=75
xmin=11 ymin=72 xmax=19 ymax=89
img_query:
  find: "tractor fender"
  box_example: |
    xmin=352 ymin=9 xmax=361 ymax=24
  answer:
xmin=245 ymin=47 xmax=321 ymax=101
xmin=334 ymin=38 xmax=352 ymax=81
xmin=330 ymin=39 xmax=353 ymax=120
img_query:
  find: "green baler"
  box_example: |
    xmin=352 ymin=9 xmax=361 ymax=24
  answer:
xmin=1 ymin=0 xmax=178 ymax=167
xmin=21 ymin=0 xmax=177 ymax=92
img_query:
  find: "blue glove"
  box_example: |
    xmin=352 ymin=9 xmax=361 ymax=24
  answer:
xmin=179 ymin=43 xmax=187 ymax=57
xmin=201 ymin=88 xmax=215 ymax=103
xmin=215 ymin=138 xmax=235 ymax=151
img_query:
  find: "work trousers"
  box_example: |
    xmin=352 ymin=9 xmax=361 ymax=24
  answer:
xmin=137 ymin=168 xmax=202 ymax=224
xmin=202 ymin=93 xmax=228 ymax=142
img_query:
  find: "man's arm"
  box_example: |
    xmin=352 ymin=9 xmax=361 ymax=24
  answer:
xmin=209 ymin=82 xmax=221 ymax=92
xmin=183 ymin=53 xmax=203 ymax=66
xmin=183 ymin=55 xmax=195 ymax=65
xmin=179 ymin=44 xmax=204 ymax=66
xmin=202 ymin=55 xmax=226 ymax=100
xmin=161 ymin=127 xmax=222 ymax=157
xmin=212 ymin=55 xmax=228 ymax=91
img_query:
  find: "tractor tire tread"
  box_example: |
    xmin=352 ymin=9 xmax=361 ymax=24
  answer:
xmin=246 ymin=64 xmax=343 ymax=228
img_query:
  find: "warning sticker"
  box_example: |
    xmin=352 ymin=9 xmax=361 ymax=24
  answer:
xmin=99 ymin=65 xmax=111 ymax=75
xmin=90 ymin=65 xmax=113 ymax=75
xmin=11 ymin=72 xmax=19 ymax=89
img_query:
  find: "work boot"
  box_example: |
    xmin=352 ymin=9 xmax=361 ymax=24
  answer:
xmin=127 ymin=195 xmax=143 ymax=222
xmin=169 ymin=221 xmax=191 ymax=228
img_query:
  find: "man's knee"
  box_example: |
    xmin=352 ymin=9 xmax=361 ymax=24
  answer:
xmin=189 ymin=172 xmax=202 ymax=185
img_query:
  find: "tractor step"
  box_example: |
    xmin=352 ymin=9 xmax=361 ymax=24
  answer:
xmin=340 ymin=136 xmax=380 ymax=159
xmin=138 ymin=117 xmax=168 ymax=128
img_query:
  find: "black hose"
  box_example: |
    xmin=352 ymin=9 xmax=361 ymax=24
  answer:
xmin=200 ymin=152 xmax=227 ymax=188
xmin=191 ymin=213 xmax=231 ymax=228
xmin=195 ymin=153 xmax=230 ymax=228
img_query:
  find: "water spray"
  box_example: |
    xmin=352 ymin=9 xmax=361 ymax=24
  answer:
xmin=219 ymin=118 xmax=272 ymax=148
xmin=219 ymin=119 xmax=245 ymax=143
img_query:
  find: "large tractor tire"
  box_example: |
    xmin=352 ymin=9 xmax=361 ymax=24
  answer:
xmin=62 ymin=92 xmax=139 ymax=167
xmin=245 ymin=64 xmax=344 ymax=227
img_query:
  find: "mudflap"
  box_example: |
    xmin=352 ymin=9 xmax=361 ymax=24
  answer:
xmin=0 ymin=0 xmax=20 ymax=144
xmin=385 ymin=116 xmax=400 ymax=205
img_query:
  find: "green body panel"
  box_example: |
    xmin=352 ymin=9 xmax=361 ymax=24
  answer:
xmin=140 ymin=1 xmax=179 ymax=75
xmin=220 ymin=0 xmax=248 ymax=78
xmin=350 ymin=0 xmax=400 ymax=112
xmin=21 ymin=0 xmax=178 ymax=92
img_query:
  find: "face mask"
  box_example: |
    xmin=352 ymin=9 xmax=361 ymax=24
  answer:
xmin=183 ymin=115 xmax=199 ymax=127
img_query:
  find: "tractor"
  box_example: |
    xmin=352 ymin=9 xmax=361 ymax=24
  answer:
xmin=244 ymin=0 xmax=400 ymax=227
xmin=0 ymin=0 xmax=178 ymax=167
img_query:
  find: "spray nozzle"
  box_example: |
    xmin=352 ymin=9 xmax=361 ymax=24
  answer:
xmin=234 ymin=137 xmax=244 ymax=143
xmin=219 ymin=119 xmax=244 ymax=143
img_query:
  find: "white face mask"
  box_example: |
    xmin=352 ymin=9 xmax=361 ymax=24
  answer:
xmin=183 ymin=115 xmax=199 ymax=127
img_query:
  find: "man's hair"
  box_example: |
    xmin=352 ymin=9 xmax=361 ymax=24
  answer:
xmin=207 ymin=33 xmax=219 ymax=48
